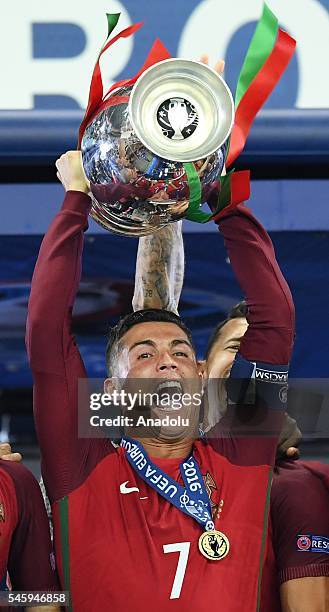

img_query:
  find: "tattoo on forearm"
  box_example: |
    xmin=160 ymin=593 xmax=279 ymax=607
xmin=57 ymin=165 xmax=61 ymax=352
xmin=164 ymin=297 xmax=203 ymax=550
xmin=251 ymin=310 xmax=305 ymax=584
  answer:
xmin=132 ymin=222 xmax=184 ymax=313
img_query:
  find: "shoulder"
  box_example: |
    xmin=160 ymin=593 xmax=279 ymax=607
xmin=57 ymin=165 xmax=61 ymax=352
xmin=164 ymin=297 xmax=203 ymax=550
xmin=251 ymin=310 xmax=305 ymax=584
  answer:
xmin=271 ymin=459 xmax=329 ymax=524
xmin=271 ymin=460 xmax=329 ymax=580
xmin=0 ymin=461 xmax=44 ymax=515
xmin=272 ymin=460 xmax=329 ymax=498
xmin=0 ymin=462 xmax=43 ymax=534
xmin=0 ymin=460 xmax=39 ymax=491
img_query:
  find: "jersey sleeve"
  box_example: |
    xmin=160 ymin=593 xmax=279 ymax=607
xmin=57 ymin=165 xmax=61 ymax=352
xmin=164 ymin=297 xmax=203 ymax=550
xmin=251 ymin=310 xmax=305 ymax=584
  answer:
xmin=219 ymin=203 xmax=295 ymax=365
xmin=1 ymin=462 xmax=59 ymax=591
xmin=26 ymin=191 xmax=112 ymax=502
xmin=272 ymin=461 xmax=329 ymax=584
xmin=206 ymin=204 xmax=295 ymax=466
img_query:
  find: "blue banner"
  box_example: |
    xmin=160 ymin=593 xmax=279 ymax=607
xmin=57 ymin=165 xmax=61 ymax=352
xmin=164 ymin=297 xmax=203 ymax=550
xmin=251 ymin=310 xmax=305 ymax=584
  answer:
xmin=1 ymin=0 xmax=328 ymax=111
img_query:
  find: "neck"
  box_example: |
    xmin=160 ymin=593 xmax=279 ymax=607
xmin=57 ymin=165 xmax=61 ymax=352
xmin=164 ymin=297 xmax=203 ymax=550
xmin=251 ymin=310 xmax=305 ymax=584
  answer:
xmin=136 ymin=437 xmax=195 ymax=459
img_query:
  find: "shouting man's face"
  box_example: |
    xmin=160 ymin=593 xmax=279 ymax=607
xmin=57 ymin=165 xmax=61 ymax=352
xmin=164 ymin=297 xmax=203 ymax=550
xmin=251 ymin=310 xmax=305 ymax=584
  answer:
xmin=106 ymin=321 xmax=203 ymax=441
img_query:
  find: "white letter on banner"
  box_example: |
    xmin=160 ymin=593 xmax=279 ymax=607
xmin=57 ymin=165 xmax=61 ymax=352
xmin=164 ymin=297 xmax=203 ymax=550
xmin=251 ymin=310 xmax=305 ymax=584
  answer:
xmin=0 ymin=0 xmax=132 ymax=109
xmin=178 ymin=0 xmax=329 ymax=108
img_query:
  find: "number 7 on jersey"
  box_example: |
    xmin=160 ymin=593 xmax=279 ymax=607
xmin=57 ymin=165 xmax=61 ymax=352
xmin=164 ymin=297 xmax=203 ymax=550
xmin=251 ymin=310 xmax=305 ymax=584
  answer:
xmin=163 ymin=542 xmax=190 ymax=599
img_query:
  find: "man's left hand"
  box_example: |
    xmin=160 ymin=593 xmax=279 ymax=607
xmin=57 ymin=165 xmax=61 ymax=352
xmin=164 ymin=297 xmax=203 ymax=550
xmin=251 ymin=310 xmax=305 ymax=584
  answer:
xmin=277 ymin=414 xmax=301 ymax=460
xmin=0 ymin=442 xmax=22 ymax=462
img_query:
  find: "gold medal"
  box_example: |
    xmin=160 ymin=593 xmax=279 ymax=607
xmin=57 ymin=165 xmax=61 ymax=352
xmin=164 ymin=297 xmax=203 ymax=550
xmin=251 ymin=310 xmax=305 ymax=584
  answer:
xmin=198 ymin=530 xmax=230 ymax=561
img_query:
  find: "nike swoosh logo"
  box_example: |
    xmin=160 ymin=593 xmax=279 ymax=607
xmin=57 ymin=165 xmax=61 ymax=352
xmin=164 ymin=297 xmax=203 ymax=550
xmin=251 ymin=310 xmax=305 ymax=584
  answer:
xmin=120 ymin=481 xmax=140 ymax=494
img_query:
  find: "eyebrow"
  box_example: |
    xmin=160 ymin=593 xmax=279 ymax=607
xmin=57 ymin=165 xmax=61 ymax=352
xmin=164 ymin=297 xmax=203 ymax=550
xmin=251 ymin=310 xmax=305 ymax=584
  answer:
xmin=129 ymin=338 xmax=193 ymax=352
xmin=225 ymin=336 xmax=243 ymax=346
xmin=129 ymin=340 xmax=156 ymax=352
xmin=171 ymin=339 xmax=193 ymax=350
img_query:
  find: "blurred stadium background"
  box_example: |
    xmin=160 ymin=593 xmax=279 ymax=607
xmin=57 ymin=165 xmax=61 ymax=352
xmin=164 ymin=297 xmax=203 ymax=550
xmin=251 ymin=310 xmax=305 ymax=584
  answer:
xmin=0 ymin=0 xmax=328 ymax=472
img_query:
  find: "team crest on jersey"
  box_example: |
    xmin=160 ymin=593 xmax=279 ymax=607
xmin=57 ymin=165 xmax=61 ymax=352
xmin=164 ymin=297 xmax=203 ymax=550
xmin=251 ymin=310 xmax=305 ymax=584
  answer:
xmin=0 ymin=502 xmax=5 ymax=522
xmin=202 ymin=472 xmax=219 ymax=519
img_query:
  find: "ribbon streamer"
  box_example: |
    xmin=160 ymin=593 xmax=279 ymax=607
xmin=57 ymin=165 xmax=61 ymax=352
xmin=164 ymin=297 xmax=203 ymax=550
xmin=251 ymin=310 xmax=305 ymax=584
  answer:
xmin=184 ymin=163 xmax=211 ymax=223
xmin=184 ymin=163 xmax=250 ymax=224
xmin=226 ymin=3 xmax=296 ymax=167
xmin=81 ymin=39 xmax=171 ymax=142
xmin=212 ymin=171 xmax=251 ymax=222
xmin=235 ymin=4 xmax=278 ymax=108
xmin=78 ymin=15 xmax=144 ymax=147
xmin=102 ymin=38 xmax=171 ymax=102
xmin=78 ymin=14 xmax=171 ymax=147
xmin=186 ymin=2 xmax=294 ymax=221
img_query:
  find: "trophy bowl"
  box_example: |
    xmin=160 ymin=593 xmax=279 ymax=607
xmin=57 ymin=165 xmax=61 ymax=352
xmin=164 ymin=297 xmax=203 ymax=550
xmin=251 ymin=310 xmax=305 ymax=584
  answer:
xmin=81 ymin=59 xmax=234 ymax=236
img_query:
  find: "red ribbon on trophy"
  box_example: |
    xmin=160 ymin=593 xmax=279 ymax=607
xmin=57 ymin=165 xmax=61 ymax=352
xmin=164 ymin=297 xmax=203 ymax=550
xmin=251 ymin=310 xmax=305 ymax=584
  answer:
xmin=78 ymin=15 xmax=171 ymax=148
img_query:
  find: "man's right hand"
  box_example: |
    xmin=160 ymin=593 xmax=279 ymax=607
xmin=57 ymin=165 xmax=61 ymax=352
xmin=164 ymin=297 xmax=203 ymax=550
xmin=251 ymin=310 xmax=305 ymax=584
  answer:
xmin=55 ymin=150 xmax=90 ymax=194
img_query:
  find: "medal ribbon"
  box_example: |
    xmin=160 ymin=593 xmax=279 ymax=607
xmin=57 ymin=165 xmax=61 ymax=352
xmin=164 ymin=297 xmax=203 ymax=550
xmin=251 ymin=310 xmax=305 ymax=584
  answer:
xmin=121 ymin=437 xmax=214 ymax=530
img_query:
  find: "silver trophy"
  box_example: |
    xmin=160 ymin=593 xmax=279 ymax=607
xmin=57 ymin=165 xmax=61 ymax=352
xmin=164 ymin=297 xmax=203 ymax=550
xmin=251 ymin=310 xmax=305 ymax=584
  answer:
xmin=81 ymin=58 xmax=234 ymax=236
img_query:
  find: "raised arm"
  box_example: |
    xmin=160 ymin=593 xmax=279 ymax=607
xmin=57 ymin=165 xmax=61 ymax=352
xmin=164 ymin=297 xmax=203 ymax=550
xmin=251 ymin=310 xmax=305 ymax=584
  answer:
xmin=218 ymin=203 xmax=295 ymax=365
xmin=132 ymin=221 xmax=184 ymax=314
xmin=26 ymin=152 xmax=110 ymax=502
xmin=206 ymin=202 xmax=295 ymax=466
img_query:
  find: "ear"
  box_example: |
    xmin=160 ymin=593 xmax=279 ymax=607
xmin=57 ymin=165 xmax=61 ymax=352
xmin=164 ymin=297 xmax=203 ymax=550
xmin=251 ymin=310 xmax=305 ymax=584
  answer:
xmin=197 ymin=362 xmax=206 ymax=424
xmin=104 ymin=378 xmax=115 ymax=394
xmin=197 ymin=359 xmax=207 ymax=379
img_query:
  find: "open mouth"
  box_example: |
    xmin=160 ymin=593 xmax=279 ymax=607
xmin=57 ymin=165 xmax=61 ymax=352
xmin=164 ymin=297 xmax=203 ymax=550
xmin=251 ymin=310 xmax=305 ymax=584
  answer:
xmin=155 ymin=380 xmax=183 ymax=411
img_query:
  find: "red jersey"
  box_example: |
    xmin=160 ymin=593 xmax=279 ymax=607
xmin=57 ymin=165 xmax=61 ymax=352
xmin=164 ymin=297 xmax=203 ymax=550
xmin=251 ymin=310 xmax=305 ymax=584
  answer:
xmin=51 ymin=441 xmax=273 ymax=611
xmin=0 ymin=460 xmax=58 ymax=591
xmin=26 ymin=192 xmax=295 ymax=611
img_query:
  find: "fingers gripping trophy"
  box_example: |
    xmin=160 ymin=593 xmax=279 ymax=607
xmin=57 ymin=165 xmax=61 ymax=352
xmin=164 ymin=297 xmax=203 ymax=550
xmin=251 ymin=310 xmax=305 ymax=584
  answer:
xmin=78 ymin=17 xmax=235 ymax=237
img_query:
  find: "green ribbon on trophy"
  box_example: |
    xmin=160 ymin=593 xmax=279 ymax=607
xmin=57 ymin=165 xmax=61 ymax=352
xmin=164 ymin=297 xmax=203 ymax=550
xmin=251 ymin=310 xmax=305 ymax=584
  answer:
xmin=184 ymin=2 xmax=296 ymax=223
xmin=184 ymin=166 xmax=250 ymax=224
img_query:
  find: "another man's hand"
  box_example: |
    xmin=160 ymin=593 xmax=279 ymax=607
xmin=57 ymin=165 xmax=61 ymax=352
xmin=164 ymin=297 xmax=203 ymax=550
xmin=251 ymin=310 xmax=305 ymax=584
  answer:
xmin=276 ymin=413 xmax=301 ymax=460
xmin=55 ymin=150 xmax=89 ymax=194
xmin=199 ymin=54 xmax=225 ymax=76
xmin=0 ymin=442 xmax=22 ymax=462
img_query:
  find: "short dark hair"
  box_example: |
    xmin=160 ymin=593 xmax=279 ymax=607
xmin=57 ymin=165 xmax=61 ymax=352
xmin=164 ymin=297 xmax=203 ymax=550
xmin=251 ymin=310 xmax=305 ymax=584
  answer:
xmin=205 ymin=300 xmax=247 ymax=360
xmin=106 ymin=309 xmax=194 ymax=375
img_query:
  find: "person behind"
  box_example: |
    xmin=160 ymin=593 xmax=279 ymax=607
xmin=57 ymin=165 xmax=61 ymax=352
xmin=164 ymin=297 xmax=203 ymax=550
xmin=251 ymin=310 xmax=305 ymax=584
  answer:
xmin=0 ymin=456 xmax=60 ymax=611
xmin=205 ymin=301 xmax=329 ymax=611
xmin=26 ymin=148 xmax=294 ymax=611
